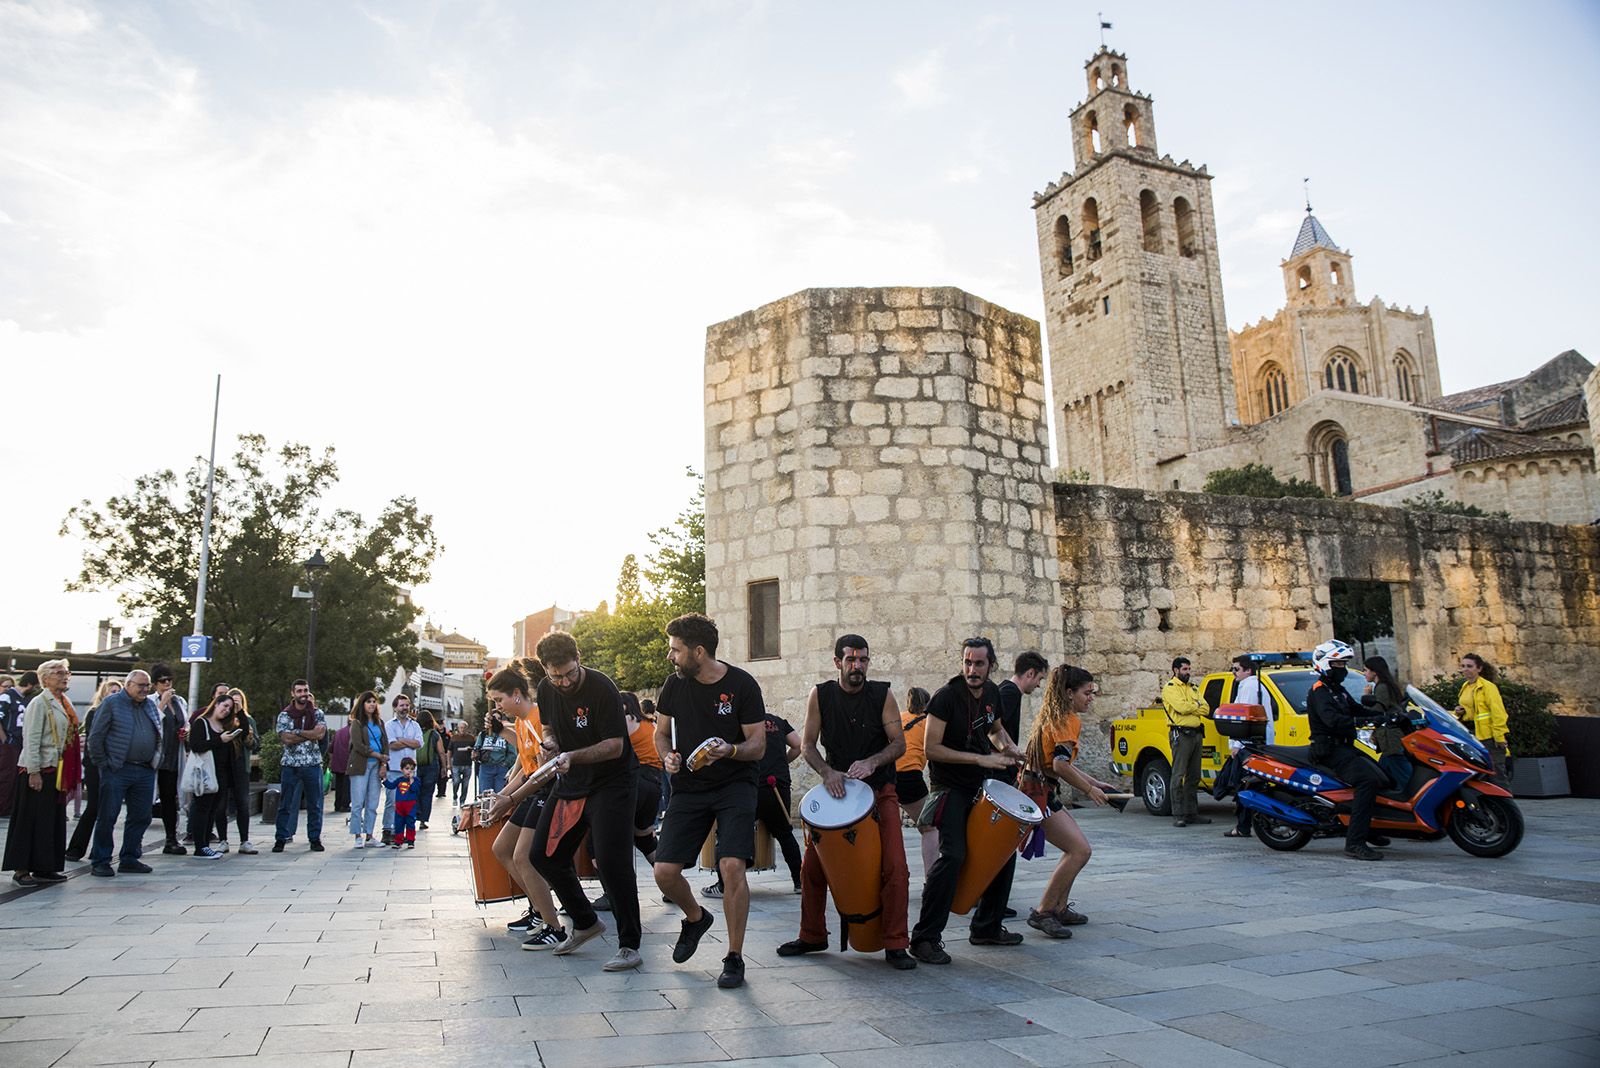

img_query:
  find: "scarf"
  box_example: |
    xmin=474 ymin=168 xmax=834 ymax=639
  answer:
xmin=286 ymin=699 xmax=318 ymax=732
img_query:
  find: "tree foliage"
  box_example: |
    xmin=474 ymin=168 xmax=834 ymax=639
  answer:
xmin=1202 ymin=463 xmax=1327 ymax=499
xmin=1330 ymin=581 xmax=1394 ymax=656
xmin=1419 ymin=673 xmax=1564 ymax=757
xmin=1400 ymin=490 xmax=1509 ymax=519
xmin=62 ymin=434 xmax=439 ymax=726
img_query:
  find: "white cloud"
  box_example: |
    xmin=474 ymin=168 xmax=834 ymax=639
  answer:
xmin=892 ymin=49 xmax=945 ymax=110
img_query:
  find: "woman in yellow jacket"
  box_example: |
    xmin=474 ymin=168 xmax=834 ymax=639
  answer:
xmin=1455 ymin=653 xmax=1509 ymax=780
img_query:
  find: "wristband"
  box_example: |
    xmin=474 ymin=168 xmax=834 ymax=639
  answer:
xmin=731 ymin=743 xmax=739 ymax=759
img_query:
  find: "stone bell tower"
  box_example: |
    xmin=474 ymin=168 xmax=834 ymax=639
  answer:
xmin=1032 ymin=47 xmax=1238 ymax=490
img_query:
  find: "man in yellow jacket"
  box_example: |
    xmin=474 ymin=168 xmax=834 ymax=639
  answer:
xmin=1161 ymin=657 xmax=1211 ymax=827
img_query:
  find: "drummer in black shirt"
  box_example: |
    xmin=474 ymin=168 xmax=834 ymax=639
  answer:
xmin=779 ymin=634 xmax=916 ymax=970
xmin=701 ymin=710 xmax=803 ymax=899
xmin=991 ymin=650 xmax=1048 ymax=923
xmin=652 ymin=613 xmax=767 ymax=989
xmin=527 ymin=631 xmax=642 ymax=973
xmin=910 ymin=636 xmax=1027 ymax=965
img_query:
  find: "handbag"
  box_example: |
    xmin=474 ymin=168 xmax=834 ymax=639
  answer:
xmin=182 ymin=747 xmax=220 ymax=801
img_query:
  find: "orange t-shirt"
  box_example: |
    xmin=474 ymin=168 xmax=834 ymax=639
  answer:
xmin=629 ymin=718 xmax=663 ymax=769
xmin=1030 ymin=713 xmax=1082 ymax=783
xmin=514 ymin=708 xmax=545 ymax=776
xmin=896 ymin=710 xmax=927 ymax=772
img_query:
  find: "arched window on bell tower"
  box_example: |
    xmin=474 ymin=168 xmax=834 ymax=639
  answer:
xmin=1174 ymin=197 xmax=1197 ymax=258
xmin=1124 ymin=104 xmax=1141 ymax=147
xmin=1083 ymin=198 xmax=1103 ymax=261
xmin=1087 ymin=111 xmax=1102 ymax=155
xmin=1140 ymin=190 xmax=1162 ymax=253
xmin=1054 ymin=215 xmax=1074 ymax=277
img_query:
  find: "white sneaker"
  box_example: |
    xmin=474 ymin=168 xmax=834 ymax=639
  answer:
xmin=237 ymin=841 xmax=258 ymax=855
xmin=603 ymin=947 xmax=642 ymax=971
xmin=352 ymin=838 xmax=364 ymax=849
xmin=216 ymin=840 xmax=230 ymax=854
xmin=552 ymin=919 xmax=606 ymax=956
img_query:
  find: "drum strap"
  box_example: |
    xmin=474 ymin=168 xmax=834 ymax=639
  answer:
xmin=837 ymin=905 xmax=884 ymax=953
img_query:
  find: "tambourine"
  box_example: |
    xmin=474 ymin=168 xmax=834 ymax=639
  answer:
xmin=525 ymin=759 xmax=561 ymax=792
xmin=685 ymin=738 xmax=721 ymax=772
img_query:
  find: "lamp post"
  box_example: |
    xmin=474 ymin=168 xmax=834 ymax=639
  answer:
xmin=302 ymin=550 xmax=329 ymax=689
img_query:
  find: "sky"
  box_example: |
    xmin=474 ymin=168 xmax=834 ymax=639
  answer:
xmin=3 ymin=1 xmax=1598 ymax=660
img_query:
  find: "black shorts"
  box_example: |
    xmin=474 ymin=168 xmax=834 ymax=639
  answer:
xmin=510 ymin=784 xmax=551 ymax=829
xmin=895 ymin=770 xmax=929 ymax=805
xmin=634 ymin=766 xmax=662 ymax=831
xmin=656 ymin=778 xmax=756 ymax=867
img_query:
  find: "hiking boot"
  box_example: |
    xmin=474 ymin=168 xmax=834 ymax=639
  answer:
xmin=910 ymin=939 xmax=950 ymax=965
xmin=716 ymin=952 xmax=745 ymax=989
xmin=1056 ymin=901 xmax=1089 ymax=925
xmin=885 ymin=948 xmax=917 ymax=970
xmin=672 ymin=908 xmax=715 ymax=963
xmin=553 ymin=919 xmax=606 ymax=956
xmin=776 ymin=938 xmax=828 ymax=957
xmin=1345 ymin=843 xmax=1384 ymax=861
xmin=969 ymin=927 xmax=1024 ymax=946
xmin=1028 ymin=908 xmax=1072 ymax=939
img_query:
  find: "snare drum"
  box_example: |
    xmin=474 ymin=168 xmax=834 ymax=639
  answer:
xmin=950 ymin=778 xmax=1043 ymax=915
xmin=462 ymin=802 xmax=520 ymax=906
xmin=801 ymin=779 xmax=883 ymax=953
xmin=686 ymin=738 xmax=721 ymax=772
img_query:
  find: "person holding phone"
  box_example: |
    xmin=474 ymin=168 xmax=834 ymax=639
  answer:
xmin=187 ymin=695 xmax=243 ymax=859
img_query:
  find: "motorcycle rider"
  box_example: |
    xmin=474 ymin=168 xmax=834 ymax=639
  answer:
xmin=1305 ymin=639 xmax=1389 ymax=862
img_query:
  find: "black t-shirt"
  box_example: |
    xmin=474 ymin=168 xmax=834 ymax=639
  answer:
xmin=927 ymin=675 xmax=1002 ymax=795
xmin=816 ymin=679 xmax=893 ymax=790
xmin=757 ymin=714 xmax=795 ymax=786
xmin=535 ymin=669 xmax=636 ymax=800
xmin=657 ymin=663 xmax=766 ymax=793
xmin=450 ymin=735 xmax=474 ymax=765
xmin=996 ymin=680 xmax=1024 ymax=786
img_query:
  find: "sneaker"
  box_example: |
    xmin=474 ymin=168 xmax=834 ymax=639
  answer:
xmin=553 ymin=919 xmax=606 ymax=956
xmin=365 ymin=837 xmax=379 ymax=848
xmin=885 ymin=948 xmax=917 ymax=970
xmin=1027 ymin=908 xmax=1072 ymax=939
xmin=969 ymin=927 xmax=1024 ymax=946
xmin=391 ymin=842 xmax=402 ymax=850
xmin=381 ymin=831 xmax=392 ymax=845
xmin=603 ymin=947 xmax=643 ymax=972
xmin=271 ymin=841 xmax=285 ymax=853
xmin=701 ymin=882 xmax=724 ymax=899
xmin=352 ymin=838 xmax=365 ymax=849
xmin=238 ymin=841 xmax=258 ymax=855
xmin=1367 ymin=834 xmax=1392 ymax=847
xmin=309 ymin=840 xmax=325 ymax=852
xmin=507 ymin=911 xmax=539 ymax=933
xmin=521 ymin=924 xmax=568 ymax=951
xmin=776 ymin=938 xmax=828 ymax=957
xmin=194 ymin=847 xmax=223 ymax=860
xmin=118 ymin=860 xmax=154 ymax=874
xmin=1056 ymin=901 xmax=1089 ymax=925
xmin=216 ymin=840 xmax=230 ymax=854
xmin=406 ymin=842 xmax=414 ymax=849
xmin=419 ymin=822 xmax=428 ymax=830
xmin=716 ymin=952 xmax=745 ymax=989
xmin=910 ymin=939 xmax=950 ymax=965
xmin=90 ymin=864 xmax=115 ymax=878
xmin=32 ymin=872 xmax=67 ymax=884
xmin=1003 ymin=906 xmax=1018 ymax=919
xmin=163 ymin=843 xmax=187 ymax=856
xmin=672 ymin=908 xmax=715 ymax=963
xmin=1345 ymin=843 xmax=1384 ymax=861
xmin=592 ymin=893 xmax=613 ymax=912
xmin=792 ymin=883 xmax=802 ymax=895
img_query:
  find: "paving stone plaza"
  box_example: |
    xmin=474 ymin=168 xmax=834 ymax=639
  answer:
xmin=2 ymin=796 xmax=1597 ymax=1068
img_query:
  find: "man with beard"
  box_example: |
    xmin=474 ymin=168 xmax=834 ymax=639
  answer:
xmin=779 ymin=634 xmax=915 ymax=970
xmin=910 ymin=637 xmax=1027 ymax=965
xmin=652 ymin=613 xmax=766 ymax=989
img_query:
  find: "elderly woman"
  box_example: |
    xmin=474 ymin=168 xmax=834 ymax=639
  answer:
xmin=3 ymin=659 xmax=76 ymax=885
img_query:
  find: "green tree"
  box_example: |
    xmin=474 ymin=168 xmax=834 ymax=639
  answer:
xmin=1329 ymin=581 xmax=1393 ymax=662
xmin=1400 ymin=490 xmax=1509 ymax=519
xmin=62 ymin=434 xmax=439 ymax=728
xmin=1202 ymin=463 xmax=1327 ymax=499
xmin=644 ymin=469 xmax=706 ymax=616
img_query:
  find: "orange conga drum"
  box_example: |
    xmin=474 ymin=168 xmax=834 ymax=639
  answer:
xmin=462 ymin=801 xmax=520 ymax=905
xmin=951 ymin=779 xmax=1043 ymax=915
xmin=698 ymin=821 xmax=774 ymax=872
xmin=801 ymin=779 xmax=883 ymax=952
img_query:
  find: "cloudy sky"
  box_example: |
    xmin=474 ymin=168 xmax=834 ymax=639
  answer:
xmin=4 ymin=1 xmax=1597 ymax=660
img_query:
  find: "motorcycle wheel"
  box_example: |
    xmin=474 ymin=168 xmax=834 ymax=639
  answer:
xmin=1253 ymin=813 xmax=1312 ymax=851
xmin=1138 ymin=757 xmax=1172 ymax=816
xmin=1446 ymin=794 xmax=1524 ymax=858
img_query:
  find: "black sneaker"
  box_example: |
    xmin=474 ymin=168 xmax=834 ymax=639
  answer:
xmin=701 ymin=882 xmax=724 ymax=899
xmin=90 ymin=864 xmax=115 ymax=878
xmin=885 ymin=948 xmax=917 ymax=970
xmin=507 ymin=910 xmax=538 ymax=933
xmin=309 ymin=840 xmax=325 ymax=852
xmin=776 ymin=938 xmax=827 ymax=957
xmin=672 ymin=907 xmax=715 ymax=964
xmin=163 ymin=843 xmax=187 ymax=856
xmin=716 ymin=952 xmax=745 ymax=989
xmin=521 ymin=924 xmax=568 ymax=951
xmin=910 ymin=939 xmax=950 ymax=965
xmin=271 ymin=840 xmax=285 ymax=853
xmin=1345 ymin=843 xmax=1384 ymax=861
xmin=593 ymin=893 xmax=613 ymax=912
xmin=118 ymin=860 xmax=153 ymax=874
xmin=969 ymin=927 xmax=1024 ymax=946
xmin=1367 ymin=834 xmax=1392 ymax=847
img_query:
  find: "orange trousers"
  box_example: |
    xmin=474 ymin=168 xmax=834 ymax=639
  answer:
xmin=798 ymin=781 xmax=910 ymax=950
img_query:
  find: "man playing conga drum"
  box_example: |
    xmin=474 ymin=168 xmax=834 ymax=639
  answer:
xmin=778 ymin=634 xmax=915 ymax=970
xmin=911 ymin=637 xmax=1027 ymax=965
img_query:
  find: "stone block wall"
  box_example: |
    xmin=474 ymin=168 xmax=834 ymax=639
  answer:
xmin=1453 ymin=454 xmax=1599 ymax=525
xmin=704 ymin=287 xmax=1065 ymax=733
xmin=1053 ymin=483 xmax=1600 ymax=773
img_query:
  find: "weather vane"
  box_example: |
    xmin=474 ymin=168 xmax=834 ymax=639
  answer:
xmin=1304 ymin=177 xmax=1313 ymax=214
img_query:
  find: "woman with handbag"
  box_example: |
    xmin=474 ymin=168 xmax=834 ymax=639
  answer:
xmin=1020 ymin=664 xmax=1117 ymax=940
xmin=3 ymin=658 xmax=76 ymax=885
xmin=186 ymin=696 xmax=240 ymax=859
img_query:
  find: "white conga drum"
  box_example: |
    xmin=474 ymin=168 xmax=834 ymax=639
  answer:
xmin=951 ymin=779 xmax=1043 ymax=915
xmin=800 ymin=779 xmax=883 ymax=952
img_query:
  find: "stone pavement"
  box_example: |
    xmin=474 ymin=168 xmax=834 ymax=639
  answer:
xmin=2 ymin=795 xmax=1598 ymax=1068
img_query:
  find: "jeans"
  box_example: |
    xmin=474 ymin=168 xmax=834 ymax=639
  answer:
xmin=91 ymin=764 xmax=156 ymax=866
xmin=351 ymin=760 xmax=383 ymax=837
xmin=275 ymin=763 xmax=324 ymax=843
xmin=416 ymin=763 xmax=439 ymax=825
xmin=478 ymin=763 xmax=509 ymax=796
xmin=451 ymin=764 xmax=471 ymax=805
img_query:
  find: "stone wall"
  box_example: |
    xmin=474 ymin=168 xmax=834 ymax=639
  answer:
xmin=1453 ymin=453 xmax=1599 ymax=525
xmin=1586 ymin=364 xmax=1600 ymax=466
xmin=1053 ymin=483 xmax=1600 ymax=772
xmin=704 ymin=287 xmax=1065 ymax=733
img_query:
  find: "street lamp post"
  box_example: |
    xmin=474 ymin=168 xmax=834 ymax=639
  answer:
xmin=302 ymin=550 xmax=329 ymax=689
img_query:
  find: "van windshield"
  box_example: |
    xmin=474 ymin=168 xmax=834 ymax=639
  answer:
xmin=1268 ymin=669 xmax=1366 ymax=714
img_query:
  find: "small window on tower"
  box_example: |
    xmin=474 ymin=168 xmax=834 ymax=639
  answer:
xmin=1124 ymin=104 xmax=1140 ymax=147
xmin=1102 ymin=296 xmax=1111 ymax=316
xmin=748 ymin=580 xmax=780 ymax=661
xmin=1054 ymin=215 xmax=1074 ymax=277
xmin=1297 ymin=265 xmax=1313 ymax=291
xmin=1088 ymin=111 xmax=1102 ymax=154
xmin=1174 ymin=197 xmax=1197 ymax=258
xmin=1083 ymin=198 xmax=1103 ymax=261
xmin=1330 ymin=261 xmax=1344 ymax=287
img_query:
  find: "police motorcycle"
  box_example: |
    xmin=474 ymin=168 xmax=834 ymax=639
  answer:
xmin=1221 ymin=683 xmax=1523 ymax=858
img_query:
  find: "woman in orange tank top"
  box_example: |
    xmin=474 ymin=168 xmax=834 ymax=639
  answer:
xmin=894 ymin=687 xmax=937 ymax=875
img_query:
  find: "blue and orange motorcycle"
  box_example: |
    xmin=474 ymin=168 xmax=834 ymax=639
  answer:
xmin=1225 ymin=686 xmax=1523 ymax=858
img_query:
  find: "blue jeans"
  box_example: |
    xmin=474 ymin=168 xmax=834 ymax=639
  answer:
xmin=477 ymin=763 xmax=509 ymax=795
xmin=276 ymin=764 xmax=325 ymax=843
xmin=91 ymin=764 xmax=156 ymax=866
xmin=451 ymin=764 xmax=471 ymax=805
xmin=351 ymin=760 xmax=383 ymax=838
xmin=416 ymin=763 xmax=439 ymax=825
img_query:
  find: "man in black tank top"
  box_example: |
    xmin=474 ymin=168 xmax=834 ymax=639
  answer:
xmin=778 ymin=635 xmax=916 ymax=970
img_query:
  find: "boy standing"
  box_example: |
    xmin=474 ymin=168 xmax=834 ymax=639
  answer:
xmin=386 ymin=758 xmax=420 ymax=849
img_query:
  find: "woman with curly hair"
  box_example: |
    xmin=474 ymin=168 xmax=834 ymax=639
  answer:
xmin=1456 ymin=653 xmax=1510 ymax=781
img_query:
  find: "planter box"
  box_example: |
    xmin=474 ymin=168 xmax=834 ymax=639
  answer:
xmin=1510 ymin=755 xmax=1570 ymax=798
xmin=1555 ymin=716 xmax=1600 ymax=799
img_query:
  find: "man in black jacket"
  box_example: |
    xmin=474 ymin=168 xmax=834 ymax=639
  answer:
xmin=1306 ymin=640 xmax=1387 ymax=861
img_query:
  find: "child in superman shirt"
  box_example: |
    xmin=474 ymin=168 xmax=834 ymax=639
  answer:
xmin=385 ymin=758 xmax=420 ymax=848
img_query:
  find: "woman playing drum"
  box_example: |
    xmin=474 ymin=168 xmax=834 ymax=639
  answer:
xmin=1021 ymin=665 xmax=1119 ymax=940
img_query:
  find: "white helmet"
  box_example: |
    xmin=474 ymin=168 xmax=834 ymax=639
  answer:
xmin=1312 ymin=639 xmax=1355 ymax=674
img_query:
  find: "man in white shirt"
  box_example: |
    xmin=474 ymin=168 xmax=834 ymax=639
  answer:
xmin=383 ymin=694 xmax=424 ymax=844
xmin=1224 ymin=655 xmax=1274 ymax=839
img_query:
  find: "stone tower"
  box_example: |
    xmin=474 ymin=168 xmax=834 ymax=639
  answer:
xmin=703 ymin=287 xmax=1065 ymax=723
xmin=1033 ymin=47 xmax=1238 ymax=490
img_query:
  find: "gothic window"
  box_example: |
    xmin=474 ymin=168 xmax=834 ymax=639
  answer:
xmin=1139 ymin=189 xmax=1162 ymax=252
xmin=1309 ymin=421 xmax=1354 ymax=496
xmin=1174 ymin=196 xmax=1197 ymax=258
xmin=1297 ymin=265 xmax=1313 ymax=291
xmin=1323 ymin=352 xmax=1360 ymax=394
xmin=1124 ymin=104 xmax=1141 ymax=147
xmin=1393 ymin=351 xmax=1416 ymax=401
xmin=1082 ymin=198 xmax=1103 ymax=261
xmin=1087 ymin=111 xmax=1102 ymax=154
xmin=1054 ymin=215 xmax=1074 ymax=277
xmin=1261 ymin=364 xmax=1289 ymax=417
